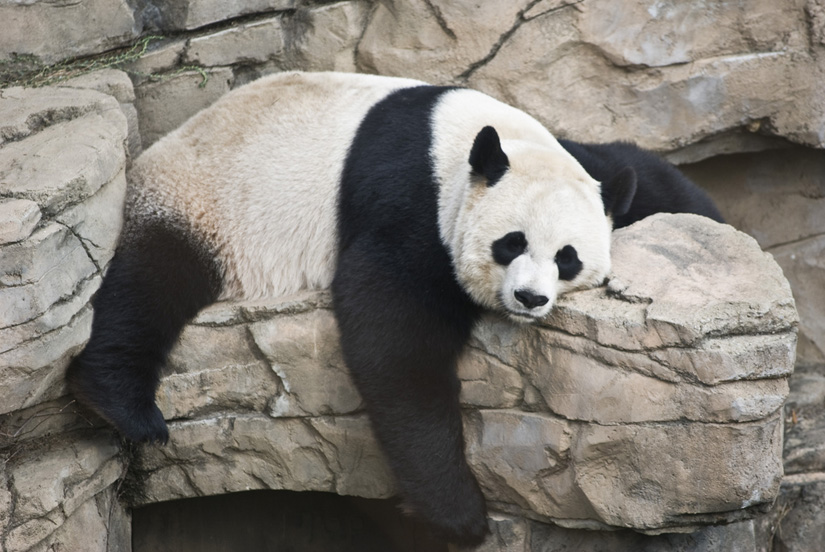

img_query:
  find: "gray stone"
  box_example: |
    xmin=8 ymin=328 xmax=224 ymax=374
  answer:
xmin=465 ymin=410 xmax=784 ymax=533
xmin=0 ymin=306 xmax=92 ymax=415
xmin=0 ymin=199 xmax=40 ymax=245
xmin=0 ymin=223 xmax=96 ymax=328
xmin=771 ymin=237 xmax=825 ymax=366
xmin=358 ymin=0 xmax=533 ymax=83
xmin=356 ymin=0 xmax=825 ymax=153
xmin=457 ymin=347 xmax=524 ymax=409
xmin=156 ymin=324 xmax=279 ymax=420
xmin=123 ymin=39 xmax=188 ymax=81
xmin=528 ymin=341 xmax=788 ymax=424
xmin=0 ymin=274 xmax=98 ymax=356
xmin=55 ymin=169 xmax=127 ymax=269
xmin=134 ymin=67 xmax=234 ymax=148
xmin=649 ymin=333 xmax=797 ymax=385
xmin=681 ymin=146 xmax=825 ymax=366
xmin=3 ymin=435 xmax=123 ymax=552
xmin=135 ymin=414 xmax=394 ymax=505
xmin=680 ymin=147 xmax=825 ymax=250
xmin=571 ymin=417 xmax=783 ymax=531
xmin=784 ymin=364 xmax=825 ymax=475
xmin=765 ymin=475 xmax=825 ymax=552
xmin=59 ymin=69 xmax=143 ymax=160
xmin=606 ymin=215 xmax=797 ymax=342
xmin=472 ymin=514 xmax=529 ymax=552
xmin=25 ymin=490 xmax=130 ymax=552
xmin=0 ymin=97 xmax=127 ymax=215
xmin=185 ymin=17 xmax=286 ymax=67
xmin=248 ymin=309 xmax=362 ymax=417
xmin=151 ymin=0 xmax=296 ymax=31
xmin=0 ymin=86 xmax=122 ymax=148
xmin=529 ymin=517 xmax=762 ymax=552
xmin=59 ymin=69 xmax=136 ymax=104
xmin=576 ymin=0 xmax=806 ymax=68
xmin=0 ymin=0 xmax=139 ymax=64
xmin=284 ymin=1 xmax=371 ymax=72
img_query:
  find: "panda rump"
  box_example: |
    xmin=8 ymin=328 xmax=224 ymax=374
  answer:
xmin=66 ymin=71 xmax=631 ymax=546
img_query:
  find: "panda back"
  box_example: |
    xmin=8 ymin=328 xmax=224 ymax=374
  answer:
xmin=128 ymin=72 xmax=424 ymax=300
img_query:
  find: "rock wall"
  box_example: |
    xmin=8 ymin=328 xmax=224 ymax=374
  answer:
xmin=3 ymin=0 xmax=824 ymax=159
xmin=1 ymin=1 xmax=823 ymax=551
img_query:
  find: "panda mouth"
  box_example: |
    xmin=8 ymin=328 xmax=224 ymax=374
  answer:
xmin=505 ymin=311 xmax=542 ymax=324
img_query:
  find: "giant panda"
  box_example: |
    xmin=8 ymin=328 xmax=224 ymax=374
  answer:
xmin=66 ymin=71 xmax=637 ymax=545
xmin=558 ymin=139 xmax=724 ymax=228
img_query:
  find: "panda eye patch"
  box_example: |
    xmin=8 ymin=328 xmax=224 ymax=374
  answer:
xmin=556 ymin=245 xmax=583 ymax=281
xmin=492 ymin=231 xmax=527 ymax=265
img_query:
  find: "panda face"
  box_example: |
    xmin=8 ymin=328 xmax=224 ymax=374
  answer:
xmin=452 ymin=142 xmax=612 ymax=323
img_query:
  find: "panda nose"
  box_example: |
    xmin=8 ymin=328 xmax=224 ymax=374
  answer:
xmin=514 ymin=289 xmax=549 ymax=309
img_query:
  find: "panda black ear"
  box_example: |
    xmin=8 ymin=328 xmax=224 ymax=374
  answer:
xmin=602 ymin=166 xmax=637 ymax=217
xmin=469 ymin=126 xmax=509 ymax=186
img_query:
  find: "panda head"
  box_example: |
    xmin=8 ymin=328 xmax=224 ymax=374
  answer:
xmin=452 ymin=126 xmax=636 ymax=323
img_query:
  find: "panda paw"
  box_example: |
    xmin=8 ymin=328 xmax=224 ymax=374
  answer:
xmin=114 ymin=401 xmax=170 ymax=444
xmin=435 ymin=500 xmax=489 ymax=547
xmin=408 ymin=475 xmax=489 ymax=546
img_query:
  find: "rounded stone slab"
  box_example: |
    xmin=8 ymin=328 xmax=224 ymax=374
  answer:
xmin=547 ymin=214 xmax=798 ymax=350
xmin=609 ymin=214 xmax=797 ymax=340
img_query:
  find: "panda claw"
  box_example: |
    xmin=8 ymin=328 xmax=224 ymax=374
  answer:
xmin=115 ymin=401 xmax=170 ymax=445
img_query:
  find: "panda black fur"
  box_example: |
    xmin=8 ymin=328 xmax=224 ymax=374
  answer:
xmin=558 ymin=139 xmax=724 ymax=228
xmin=67 ymin=72 xmax=636 ymax=545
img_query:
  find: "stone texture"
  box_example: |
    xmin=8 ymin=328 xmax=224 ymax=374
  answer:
xmin=133 ymin=67 xmax=234 ymax=148
xmin=681 ymin=147 xmax=825 ymax=365
xmin=358 ymin=0 xmax=532 ymax=83
xmin=681 ymin=148 xmax=825 ymax=250
xmin=783 ymin=364 xmax=825 ymax=475
xmin=0 ymin=0 xmax=139 ymax=64
xmin=0 ymin=435 xmax=125 ymax=552
xmin=185 ymin=17 xmax=286 ymax=67
xmin=135 ymin=414 xmax=395 ymax=505
xmin=130 ymin=2 xmax=370 ymax=148
xmin=763 ymin=476 xmax=825 ymax=552
xmin=59 ymin=69 xmax=143 ymax=160
xmin=529 ymin=517 xmax=765 ymax=552
xmin=358 ymin=0 xmax=824 ymax=156
xmin=0 ymin=223 xmax=96 ymax=328
xmin=0 ymin=199 xmax=40 ymax=245
xmin=281 ymin=1 xmax=371 ymax=73
xmin=0 ymin=75 xmax=130 ymax=423
xmin=150 ymin=0 xmax=296 ymax=31
xmin=0 ymin=93 xmax=126 ymax=215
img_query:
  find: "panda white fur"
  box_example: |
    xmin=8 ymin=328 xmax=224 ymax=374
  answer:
xmin=67 ymin=71 xmax=636 ymax=545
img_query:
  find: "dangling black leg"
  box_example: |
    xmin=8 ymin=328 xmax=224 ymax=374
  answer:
xmin=332 ymin=238 xmax=488 ymax=546
xmin=66 ymin=221 xmax=221 ymax=443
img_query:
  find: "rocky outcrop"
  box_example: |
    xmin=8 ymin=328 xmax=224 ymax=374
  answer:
xmin=5 ymin=1 xmax=821 ymax=159
xmin=130 ymin=213 xmax=795 ymax=537
xmin=0 ymin=71 xmax=799 ymax=551
xmin=0 ymin=72 xmax=135 ymax=552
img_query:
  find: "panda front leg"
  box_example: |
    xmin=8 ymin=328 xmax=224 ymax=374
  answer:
xmin=332 ymin=243 xmax=489 ymax=546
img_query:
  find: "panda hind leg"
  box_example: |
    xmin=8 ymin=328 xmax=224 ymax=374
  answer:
xmin=332 ymin=245 xmax=489 ymax=545
xmin=66 ymin=221 xmax=221 ymax=443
